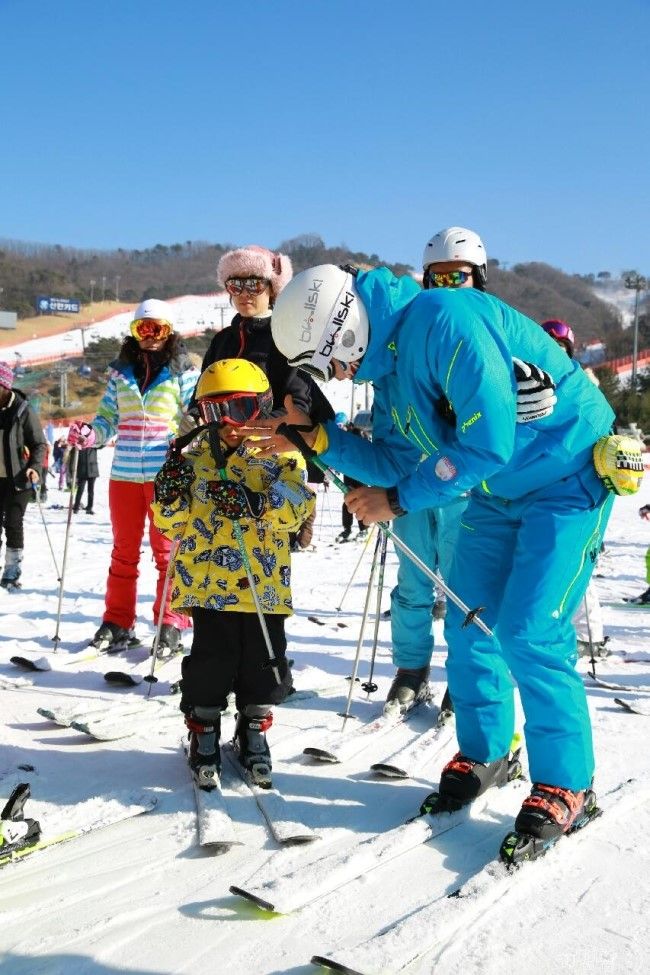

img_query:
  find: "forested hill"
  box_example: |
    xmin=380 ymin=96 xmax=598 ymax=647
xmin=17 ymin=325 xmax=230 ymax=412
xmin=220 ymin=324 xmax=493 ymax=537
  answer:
xmin=0 ymin=233 xmax=637 ymax=354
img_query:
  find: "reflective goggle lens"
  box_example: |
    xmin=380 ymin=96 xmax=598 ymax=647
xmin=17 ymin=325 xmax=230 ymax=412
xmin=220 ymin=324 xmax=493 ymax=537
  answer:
xmin=542 ymin=320 xmax=575 ymax=343
xmin=198 ymin=392 xmax=269 ymax=427
xmin=429 ymin=269 xmax=473 ymax=288
xmin=131 ymin=318 xmax=173 ymax=341
xmin=225 ymin=277 xmax=270 ymax=296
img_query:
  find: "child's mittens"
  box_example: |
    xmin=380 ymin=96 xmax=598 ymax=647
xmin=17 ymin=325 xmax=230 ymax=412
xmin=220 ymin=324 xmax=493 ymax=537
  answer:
xmin=155 ymin=454 xmax=195 ymax=504
xmin=206 ymin=479 xmax=266 ymax=519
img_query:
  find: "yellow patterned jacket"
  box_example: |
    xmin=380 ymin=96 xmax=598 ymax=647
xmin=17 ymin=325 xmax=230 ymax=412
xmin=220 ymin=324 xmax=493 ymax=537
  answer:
xmin=151 ymin=435 xmax=315 ymax=615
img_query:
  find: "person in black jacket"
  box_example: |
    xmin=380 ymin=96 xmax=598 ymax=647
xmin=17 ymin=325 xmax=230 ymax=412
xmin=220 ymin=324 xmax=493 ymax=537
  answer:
xmin=0 ymin=361 xmax=47 ymax=590
xmin=70 ymin=444 xmax=100 ymax=514
xmin=180 ymin=246 xmax=334 ymax=546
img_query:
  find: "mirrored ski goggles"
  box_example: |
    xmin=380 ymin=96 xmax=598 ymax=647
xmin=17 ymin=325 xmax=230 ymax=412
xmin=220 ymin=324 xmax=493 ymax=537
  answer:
xmin=197 ymin=389 xmax=273 ymax=427
xmin=130 ymin=318 xmax=173 ymax=341
xmin=225 ymin=277 xmax=270 ymax=296
xmin=542 ymin=320 xmax=575 ymax=344
xmin=428 ymin=269 xmax=473 ymax=288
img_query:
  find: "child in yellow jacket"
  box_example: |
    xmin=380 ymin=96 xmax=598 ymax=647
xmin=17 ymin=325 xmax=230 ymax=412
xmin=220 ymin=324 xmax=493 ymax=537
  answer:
xmin=152 ymin=359 xmax=314 ymax=789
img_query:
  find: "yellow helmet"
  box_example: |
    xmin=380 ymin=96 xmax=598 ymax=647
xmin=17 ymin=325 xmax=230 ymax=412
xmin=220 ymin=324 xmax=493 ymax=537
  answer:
xmin=196 ymin=359 xmax=273 ymax=425
xmin=196 ymin=359 xmax=269 ymax=399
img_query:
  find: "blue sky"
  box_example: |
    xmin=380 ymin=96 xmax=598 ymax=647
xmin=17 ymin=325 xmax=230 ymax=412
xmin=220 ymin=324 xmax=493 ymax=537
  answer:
xmin=1 ymin=0 xmax=649 ymax=276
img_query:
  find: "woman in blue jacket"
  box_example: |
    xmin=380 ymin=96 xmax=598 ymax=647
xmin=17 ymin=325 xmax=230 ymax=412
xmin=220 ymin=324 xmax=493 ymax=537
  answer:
xmin=261 ymin=263 xmax=620 ymax=861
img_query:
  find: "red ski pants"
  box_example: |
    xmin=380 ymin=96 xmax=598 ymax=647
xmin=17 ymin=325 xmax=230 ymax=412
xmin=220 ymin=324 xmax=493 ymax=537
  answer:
xmin=104 ymin=480 xmax=187 ymax=631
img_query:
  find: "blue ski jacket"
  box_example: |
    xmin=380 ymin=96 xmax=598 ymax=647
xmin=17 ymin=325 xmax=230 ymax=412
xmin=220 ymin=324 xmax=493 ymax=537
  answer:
xmin=320 ymin=269 xmax=614 ymax=512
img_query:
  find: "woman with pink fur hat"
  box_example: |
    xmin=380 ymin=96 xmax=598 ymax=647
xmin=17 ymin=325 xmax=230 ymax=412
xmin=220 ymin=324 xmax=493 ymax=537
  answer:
xmin=180 ymin=246 xmax=335 ymax=551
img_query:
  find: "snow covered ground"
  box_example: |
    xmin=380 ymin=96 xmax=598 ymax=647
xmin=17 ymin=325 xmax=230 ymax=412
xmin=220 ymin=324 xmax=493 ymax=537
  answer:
xmin=0 ymin=449 xmax=649 ymax=975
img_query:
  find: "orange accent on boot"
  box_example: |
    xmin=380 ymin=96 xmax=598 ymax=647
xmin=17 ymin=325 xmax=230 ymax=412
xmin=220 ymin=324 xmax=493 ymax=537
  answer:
xmin=258 ymin=713 xmax=273 ymax=732
xmin=442 ymin=752 xmax=477 ymax=776
xmin=184 ymin=715 xmax=216 ymax=734
xmin=522 ymin=784 xmax=585 ymax=830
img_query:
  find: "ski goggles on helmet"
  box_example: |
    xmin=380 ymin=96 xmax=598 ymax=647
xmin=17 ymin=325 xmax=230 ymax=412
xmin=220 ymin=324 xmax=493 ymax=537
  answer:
xmin=197 ymin=389 xmax=274 ymax=427
xmin=541 ymin=320 xmax=575 ymax=345
xmin=428 ymin=269 xmax=473 ymax=288
xmin=130 ymin=318 xmax=173 ymax=341
xmin=225 ymin=277 xmax=270 ymax=297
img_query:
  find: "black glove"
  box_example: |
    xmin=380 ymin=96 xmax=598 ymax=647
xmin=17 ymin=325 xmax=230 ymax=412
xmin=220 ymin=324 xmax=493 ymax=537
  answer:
xmin=512 ymin=358 xmax=557 ymax=423
xmin=154 ymin=453 xmax=195 ymax=505
xmin=206 ymin=479 xmax=266 ymax=519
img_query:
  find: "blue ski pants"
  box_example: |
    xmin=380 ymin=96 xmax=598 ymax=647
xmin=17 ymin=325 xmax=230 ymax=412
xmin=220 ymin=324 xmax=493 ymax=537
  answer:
xmin=389 ymin=497 xmax=468 ymax=669
xmin=445 ymin=466 xmax=613 ymax=791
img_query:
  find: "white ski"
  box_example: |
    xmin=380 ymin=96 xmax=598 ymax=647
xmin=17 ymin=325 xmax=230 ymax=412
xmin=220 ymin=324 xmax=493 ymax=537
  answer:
xmin=310 ymin=779 xmax=644 ymax=975
xmin=222 ymin=743 xmax=318 ymax=845
xmin=303 ymin=700 xmax=429 ymax=764
xmin=585 ymin=672 xmax=650 ymax=694
xmin=38 ymin=697 xmax=167 ymax=728
xmin=181 ymin=741 xmax=242 ymax=851
xmin=0 ymin=795 xmax=157 ymax=867
xmin=228 ymin=789 xmax=510 ymax=914
xmin=370 ymin=712 xmax=456 ymax=779
xmin=70 ymin=702 xmax=178 ymax=741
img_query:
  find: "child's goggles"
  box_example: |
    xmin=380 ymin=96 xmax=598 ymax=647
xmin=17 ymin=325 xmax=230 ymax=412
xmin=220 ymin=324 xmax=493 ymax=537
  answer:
xmin=130 ymin=318 xmax=173 ymax=341
xmin=428 ymin=269 xmax=473 ymax=288
xmin=225 ymin=277 xmax=270 ymax=296
xmin=198 ymin=389 xmax=273 ymax=427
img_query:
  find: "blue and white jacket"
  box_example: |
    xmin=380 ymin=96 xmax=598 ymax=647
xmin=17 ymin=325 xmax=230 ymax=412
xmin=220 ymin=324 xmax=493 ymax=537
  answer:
xmin=92 ymin=356 xmax=199 ymax=483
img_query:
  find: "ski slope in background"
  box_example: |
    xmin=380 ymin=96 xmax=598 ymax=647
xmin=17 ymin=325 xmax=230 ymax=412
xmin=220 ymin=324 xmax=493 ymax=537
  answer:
xmin=0 ymin=450 xmax=649 ymax=975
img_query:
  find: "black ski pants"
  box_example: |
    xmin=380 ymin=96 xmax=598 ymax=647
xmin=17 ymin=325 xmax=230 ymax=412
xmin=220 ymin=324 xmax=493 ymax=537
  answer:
xmin=0 ymin=479 xmax=31 ymax=549
xmin=180 ymin=608 xmax=292 ymax=714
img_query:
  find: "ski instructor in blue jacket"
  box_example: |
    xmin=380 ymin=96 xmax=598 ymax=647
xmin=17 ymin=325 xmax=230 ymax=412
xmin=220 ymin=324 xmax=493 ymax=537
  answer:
xmin=246 ymin=262 xmax=624 ymax=862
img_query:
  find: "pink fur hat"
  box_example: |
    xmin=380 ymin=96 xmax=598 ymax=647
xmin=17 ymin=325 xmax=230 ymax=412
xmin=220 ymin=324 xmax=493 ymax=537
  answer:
xmin=0 ymin=361 xmax=14 ymax=390
xmin=217 ymin=245 xmax=293 ymax=299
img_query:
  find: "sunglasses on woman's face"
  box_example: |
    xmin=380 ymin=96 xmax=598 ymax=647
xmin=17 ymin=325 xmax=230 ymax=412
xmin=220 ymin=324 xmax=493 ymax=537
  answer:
xmin=428 ymin=269 xmax=473 ymax=288
xmin=130 ymin=318 xmax=173 ymax=341
xmin=225 ymin=277 xmax=270 ymax=296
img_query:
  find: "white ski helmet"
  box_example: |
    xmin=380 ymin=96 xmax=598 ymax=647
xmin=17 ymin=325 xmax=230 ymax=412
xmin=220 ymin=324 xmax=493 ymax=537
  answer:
xmin=271 ymin=265 xmax=369 ymax=381
xmin=421 ymin=227 xmax=487 ymax=290
xmin=132 ymin=297 xmax=175 ymax=325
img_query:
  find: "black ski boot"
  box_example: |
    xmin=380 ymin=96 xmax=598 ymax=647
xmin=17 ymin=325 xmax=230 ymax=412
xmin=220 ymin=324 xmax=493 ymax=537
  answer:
xmin=234 ymin=705 xmax=273 ymax=788
xmin=420 ymin=747 xmax=524 ymax=816
xmin=500 ymin=783 xmax=600 ymax=866
xmin=90 ymin=621 xmax=139 ymax=652
xmin=0 ymin=783 xmax=41 ymax=861
xmin=384 ymin=666 xmax=431 ymax=717
xmin=626 ymin=586 xmax=650 ymax=605
xmin=185 ymin=707 xmax=222 ymax=790
xmin=334 ymin=529 xmax=351 ymax=543
xmin=155 ymin=624 xmax=181 ymax=658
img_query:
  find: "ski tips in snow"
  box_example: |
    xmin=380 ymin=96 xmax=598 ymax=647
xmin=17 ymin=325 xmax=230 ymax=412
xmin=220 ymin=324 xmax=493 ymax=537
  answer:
xmin=228 ymin=885 xmax=278 ymax=913
xmin=10 ymin=655 xmax=52 ymax=672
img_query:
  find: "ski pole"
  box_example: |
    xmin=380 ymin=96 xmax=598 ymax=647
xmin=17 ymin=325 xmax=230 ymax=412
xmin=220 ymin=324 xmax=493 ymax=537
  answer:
xmin=31 ymin=485 xmax=61 ymax=579
xmin=317 ymin=483 xmax=326 ymax=540
xmin=146 ymin=537 xmax=182 ymax=697
xmin=324 ymin=477 xmax=335 ymax=533
xmin=207 ymin=426 xmax=282 ymax=685
xmin=361 ymin=529 xmax=388 ymax=697
xmin=52 ymin=449 xmax=79 ymax=651
xmin=276 ymin=425 xmax=492 ymax=637
xmin=582 ymin=592 xmax=597 ymax=680
xmin=340 ymin=528 xmax=383 ymax=729
xmin=336 ymin=524 xmax=376 ymax=611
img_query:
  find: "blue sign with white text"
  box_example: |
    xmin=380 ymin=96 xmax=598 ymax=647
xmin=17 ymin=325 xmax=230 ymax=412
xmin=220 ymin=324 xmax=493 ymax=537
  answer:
xmin=36 ymin=295 xmax=81 ymax=314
